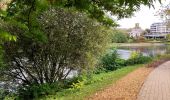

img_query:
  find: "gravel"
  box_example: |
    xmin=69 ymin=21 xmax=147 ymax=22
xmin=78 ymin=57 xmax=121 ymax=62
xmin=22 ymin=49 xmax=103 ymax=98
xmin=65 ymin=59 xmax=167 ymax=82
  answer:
xmin=87 ymin=66 xmax=154 ymax=100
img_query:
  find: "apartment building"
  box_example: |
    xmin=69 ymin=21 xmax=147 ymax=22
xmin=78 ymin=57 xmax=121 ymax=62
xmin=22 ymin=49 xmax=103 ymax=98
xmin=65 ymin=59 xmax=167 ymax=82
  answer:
xmin=150 ymin=22 xmax=170 ymax=34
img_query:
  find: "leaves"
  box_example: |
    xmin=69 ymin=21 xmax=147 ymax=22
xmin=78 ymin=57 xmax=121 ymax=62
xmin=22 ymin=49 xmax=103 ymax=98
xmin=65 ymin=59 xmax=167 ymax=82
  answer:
xmin=0 ymin=31 xmax=17 ymax=42
xmin=4 ymin=0 xmax=159 ymax=27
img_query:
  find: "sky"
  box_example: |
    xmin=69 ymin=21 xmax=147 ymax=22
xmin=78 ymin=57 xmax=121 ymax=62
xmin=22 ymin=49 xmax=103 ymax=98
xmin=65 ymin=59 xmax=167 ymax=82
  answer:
xmin=117 ymin=0 xmax=169 ymax=30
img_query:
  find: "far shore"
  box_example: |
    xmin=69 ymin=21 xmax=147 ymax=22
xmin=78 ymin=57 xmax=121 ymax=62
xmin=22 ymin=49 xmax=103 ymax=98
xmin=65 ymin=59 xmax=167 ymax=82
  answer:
xmin=113 ymin=42 xmax=166 ymax=47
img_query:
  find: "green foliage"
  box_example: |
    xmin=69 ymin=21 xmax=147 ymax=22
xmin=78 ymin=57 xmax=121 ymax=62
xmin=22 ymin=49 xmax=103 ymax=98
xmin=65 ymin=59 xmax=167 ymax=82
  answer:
xmin=115 ymin=58 xmax=126 ymax=66
xmin=128 ymin=38 xmax=135 ymax=43
xmin=0 ymin=46 xmax=4 ymax=67
xmin=70 ymin=80 xmax=85 ymax=90
xmin=0 ymin=0 xmax=160 ymax=99
xmin=125 ymin=51 xmax=152 ymax=65
xmin=100 ymin=49 xmax=119 ymax=71
xmin=0 ymin=31 xmax=16 ymax=42
xmin=2 ymin=7 xmax=111 ymax=88
xmin=112 ymin=30 xmax=128 ymax=43
xmin=5 ymin=0 xmax=159 ymax=27
xmin=18 ymin=83 xmax=64 ymax=100
xmin=0 ymin=19 xmax=17 ymax=68
xmin=130 ymin=51 xmax=141 ymax=59
xmin=96 ymin=48 xmax=126 ymax=73
xmin=166 ymin=34 xmax=170 ymax=41
xmin=0 ymin=88 xmax=9 ymax=100
xmin=45 ymin=64 xmax=142 ymax=100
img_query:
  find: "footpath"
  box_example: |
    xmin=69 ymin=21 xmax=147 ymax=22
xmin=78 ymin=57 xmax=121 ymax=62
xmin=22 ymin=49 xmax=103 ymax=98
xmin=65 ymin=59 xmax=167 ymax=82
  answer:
xmin=138 ymin=61 xmax=170 ymax=100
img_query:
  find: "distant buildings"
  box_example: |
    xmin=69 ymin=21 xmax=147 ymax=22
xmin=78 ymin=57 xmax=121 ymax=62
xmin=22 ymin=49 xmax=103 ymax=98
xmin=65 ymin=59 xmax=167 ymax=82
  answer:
xmin=129 ymin=23 xmax=144 ymax=38
xmin=121 ymin=22 xmax=170 ymax=39
xmin=145 ymin=22 xmax=170 ymax=39
xmin=150 ymin=22 xmax=170 ymax=34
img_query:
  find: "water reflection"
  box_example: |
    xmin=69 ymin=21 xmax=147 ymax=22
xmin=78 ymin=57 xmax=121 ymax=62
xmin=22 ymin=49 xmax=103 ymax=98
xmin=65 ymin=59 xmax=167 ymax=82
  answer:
xmin=117 ymin=44 xmax=170 ymax=59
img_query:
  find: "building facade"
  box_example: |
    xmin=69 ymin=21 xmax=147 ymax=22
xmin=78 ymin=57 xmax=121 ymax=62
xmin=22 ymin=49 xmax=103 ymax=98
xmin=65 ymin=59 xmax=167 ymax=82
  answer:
xmin=129 ymin=23 xmax=143 ymax=38
xmin=150 ymin=22 xmax=170 ymax=34
xmin=145 ymin=22 xmax=170 ymax=39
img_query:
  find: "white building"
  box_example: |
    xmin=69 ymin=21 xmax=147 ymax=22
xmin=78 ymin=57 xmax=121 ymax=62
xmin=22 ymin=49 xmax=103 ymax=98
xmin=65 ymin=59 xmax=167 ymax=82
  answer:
xmin=150 ymin=22 xmax=170 ymax=35
xmin=129 ymin=23 xmax=143 ymax=38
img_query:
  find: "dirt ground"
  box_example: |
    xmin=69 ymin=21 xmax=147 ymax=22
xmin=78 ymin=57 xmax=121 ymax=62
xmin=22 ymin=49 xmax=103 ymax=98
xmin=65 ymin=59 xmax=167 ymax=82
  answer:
xmin=87 ymin=66 xmax=154 ymax=100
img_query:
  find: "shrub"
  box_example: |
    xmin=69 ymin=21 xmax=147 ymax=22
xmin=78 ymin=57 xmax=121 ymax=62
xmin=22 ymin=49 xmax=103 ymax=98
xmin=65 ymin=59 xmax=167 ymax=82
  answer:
xmin=70 ymin=80 xmax=85 ymax=90
xmin=99 ymin=49 xmax=119 ymax=71
xmin=115 ymin=58 xmax=126 ymax=66
xmin=125 ymin=51 xmax=152 ymax=65
xmin=18 ymin=83 xmax=64 ymax=100
xmin=0 ymin=89 xmax=9 ymax=100
xmin=128 ymin=38 xmax=134 ymax=43
xmin=95 ymin=49 xmax=126 ymax=73
xmin=2 ymin=7 xmax=111 ymax=88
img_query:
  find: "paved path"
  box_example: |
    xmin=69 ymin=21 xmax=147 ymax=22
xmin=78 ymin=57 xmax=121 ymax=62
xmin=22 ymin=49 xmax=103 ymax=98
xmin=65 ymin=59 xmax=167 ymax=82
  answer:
xmin=138 ymin=61 xmax=170 ymax=100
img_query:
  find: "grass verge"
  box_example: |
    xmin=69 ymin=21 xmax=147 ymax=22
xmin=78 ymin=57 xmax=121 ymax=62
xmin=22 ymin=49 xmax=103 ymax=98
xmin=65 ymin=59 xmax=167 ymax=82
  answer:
xmin=44 ymin=64 xmax=143 ymax=100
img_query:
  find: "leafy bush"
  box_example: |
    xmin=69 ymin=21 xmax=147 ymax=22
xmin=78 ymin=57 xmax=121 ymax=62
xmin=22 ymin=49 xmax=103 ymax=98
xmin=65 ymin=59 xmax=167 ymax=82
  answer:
xmin=2 ymin=7 xmax=111 ymax=89
xmin=125 ymin=51 xmax=152 ymax=65
xmin=0 ymin=89 xmax=9 ymax=100
xmin=115 ymin=58 xmax=126 ymax=66
xmin=18 ymin=83 xmax=64 ymax=100
xmin=128 ymin=38 xmax=134 ymax=43
xmin=99 ymin=50 xmax=119 ymax=71
xmin=70 ymin=80 xmax=85 ymax=90
xmin=68 ymin=73 xmax=94 ymax=90
xmin=95 ymin=49 xmax=126 ymax=73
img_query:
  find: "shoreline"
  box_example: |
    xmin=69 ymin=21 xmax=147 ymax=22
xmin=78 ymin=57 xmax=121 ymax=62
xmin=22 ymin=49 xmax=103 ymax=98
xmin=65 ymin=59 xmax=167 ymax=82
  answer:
xmin=113 ymin=43 xmax=166 ymax=47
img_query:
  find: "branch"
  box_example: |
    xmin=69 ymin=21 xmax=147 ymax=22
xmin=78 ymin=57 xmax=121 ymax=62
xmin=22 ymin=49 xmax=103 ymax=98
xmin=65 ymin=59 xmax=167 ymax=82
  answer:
xmin=27 ymin=0 xmax=36 ymax=30
xmin=63 ymin=68 xmax=72 ymax=80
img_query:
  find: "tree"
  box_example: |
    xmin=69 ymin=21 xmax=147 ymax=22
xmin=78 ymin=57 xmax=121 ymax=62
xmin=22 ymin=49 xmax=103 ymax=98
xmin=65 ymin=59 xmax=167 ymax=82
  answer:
xmin=142 ymin=29 xmax=150 ymax=35
xmin=157 ymin=2 xmax=170 ymax=26
xmin=112 ymin=30 xmax=128 ymax=43
xmin=1 ymin=8 xmax=111 ymax=85
xmin=4 ymin=0 xmax=161 ymax=27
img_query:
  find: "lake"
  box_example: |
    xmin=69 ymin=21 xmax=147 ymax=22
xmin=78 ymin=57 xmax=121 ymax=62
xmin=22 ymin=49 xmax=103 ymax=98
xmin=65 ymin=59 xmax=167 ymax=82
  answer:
xmin=117 ymin=43 xmax=170 ymax=59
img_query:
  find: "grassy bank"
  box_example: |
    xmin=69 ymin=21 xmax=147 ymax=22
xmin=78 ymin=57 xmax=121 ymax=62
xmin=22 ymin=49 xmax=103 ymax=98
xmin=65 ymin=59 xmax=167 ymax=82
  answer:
xmin=44 ymin=64 xmax=143 ymax=100
xmin=44 ymin=54 xmax=170 ymax=100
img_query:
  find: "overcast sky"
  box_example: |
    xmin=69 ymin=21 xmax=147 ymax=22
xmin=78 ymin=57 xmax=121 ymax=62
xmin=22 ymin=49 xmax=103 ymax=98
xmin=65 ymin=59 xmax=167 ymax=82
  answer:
xmin=118 ymin=0 xmax=169 ymax=29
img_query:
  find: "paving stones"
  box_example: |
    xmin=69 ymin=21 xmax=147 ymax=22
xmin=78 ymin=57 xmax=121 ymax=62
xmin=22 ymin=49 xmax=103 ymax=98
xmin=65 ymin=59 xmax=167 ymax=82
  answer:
xmin=138 ymin=61 xmax=170 ymax=100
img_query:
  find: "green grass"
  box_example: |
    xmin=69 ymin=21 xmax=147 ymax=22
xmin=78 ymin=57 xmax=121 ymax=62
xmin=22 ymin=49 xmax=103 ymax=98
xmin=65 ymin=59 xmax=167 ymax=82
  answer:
xmin=43 ymin=64 xmax=143 ymax=100
xmin=165 ymin=42 xmax=170 ymax=45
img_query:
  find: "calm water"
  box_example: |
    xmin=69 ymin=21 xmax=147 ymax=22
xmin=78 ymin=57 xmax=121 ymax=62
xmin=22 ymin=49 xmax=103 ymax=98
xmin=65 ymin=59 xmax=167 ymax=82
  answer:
xmin=117 ymin=43 xmax=170 ymax=59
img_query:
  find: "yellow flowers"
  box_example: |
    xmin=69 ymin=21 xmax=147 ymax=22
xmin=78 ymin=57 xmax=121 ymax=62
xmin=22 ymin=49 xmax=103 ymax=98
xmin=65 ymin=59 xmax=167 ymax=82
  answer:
xmin=71 ymin=80 xmax=84 ymax=90
xmin=130 ymin=51 xmax=141 ymax=59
